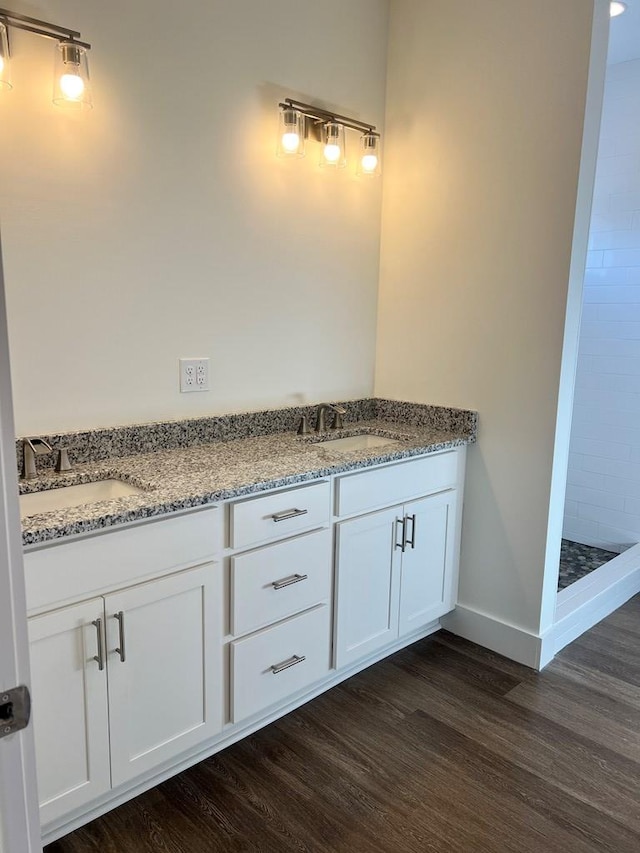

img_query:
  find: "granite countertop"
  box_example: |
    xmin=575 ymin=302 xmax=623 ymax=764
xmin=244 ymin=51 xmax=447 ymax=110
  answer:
xmin=18 ymin=402 xmax=477 ymax=547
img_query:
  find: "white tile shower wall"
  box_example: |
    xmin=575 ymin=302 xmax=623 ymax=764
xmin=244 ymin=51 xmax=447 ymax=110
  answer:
xmin=564 ymin=58 xmax=640 ymax=552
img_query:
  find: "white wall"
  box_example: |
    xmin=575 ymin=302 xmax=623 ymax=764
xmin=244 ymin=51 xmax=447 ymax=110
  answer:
xmin=564 ymin=58 xmax=640 ymax=553
xmin=376 ymin=0 xmax=600 ymax=645
xmin=0 ymin=0 xmax=388 ymax=434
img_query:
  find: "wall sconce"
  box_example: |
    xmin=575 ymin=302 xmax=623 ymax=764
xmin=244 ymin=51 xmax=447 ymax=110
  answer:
xmin=277 ymin=98 xmax=381 ymax=177
xmin=0 ymin=6 xmax=92 ymax=108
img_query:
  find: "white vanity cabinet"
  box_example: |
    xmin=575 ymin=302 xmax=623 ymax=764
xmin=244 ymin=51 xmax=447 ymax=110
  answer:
xmin=24 ymin=510 xmax=223 ymax=828
xmin=334 ymin=452 xmax=463 ymax=669
xmin=23 ymin=447 xmax=467 ymax=845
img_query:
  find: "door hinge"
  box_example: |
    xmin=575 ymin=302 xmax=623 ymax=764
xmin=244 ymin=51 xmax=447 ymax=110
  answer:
xmin=0 ymin=686 xmax=31 ymax=739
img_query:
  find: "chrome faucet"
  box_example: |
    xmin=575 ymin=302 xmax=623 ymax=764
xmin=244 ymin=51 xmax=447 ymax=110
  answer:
xmin=315 ymin=403 xmax=347 ymax=433
xmin=21 ymin=437 xmax=53 ymax=480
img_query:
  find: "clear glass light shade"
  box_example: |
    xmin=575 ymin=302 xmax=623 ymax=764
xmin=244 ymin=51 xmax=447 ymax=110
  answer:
xmin=53 ymin=41 xmax=92 ymax=109
xmin=357 ymin=133 xmax=381 ymax=177
xmin=320 ymin=122 xmax=346 ymax=168
xmin=610 ymin=1 xmax=627 ymax=16
xmin=277 ymin=107 xmax=305 ymax=158
xmin=0 ymin=22 xmax=11 ymax=91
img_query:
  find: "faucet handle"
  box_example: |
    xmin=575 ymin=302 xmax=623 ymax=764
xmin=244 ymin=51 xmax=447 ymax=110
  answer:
xmin=331 ymin=410 xmax=345 ymax=430
xmin=297 ymin=416 xmax=311 ymax=436
xmin=55 ymin=448 xmax=73 ymax=473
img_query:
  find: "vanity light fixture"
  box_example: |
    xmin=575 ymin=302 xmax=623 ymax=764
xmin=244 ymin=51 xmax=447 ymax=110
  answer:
xmin=278 ymin=98 xmax=381 ymax=177
xmin=610 ymin=1 xmax=627 ymax=16
xmin=0 ymin=7 xmax=92 ymax=108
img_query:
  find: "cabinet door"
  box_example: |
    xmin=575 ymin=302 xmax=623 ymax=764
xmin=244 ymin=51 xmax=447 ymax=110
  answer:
xmin=399 ymin=490 xmax=457 ymax=636
xmin=28 ymin=598 xmax=111 ymax=826
xmin=334 ymin=507 xmax=402 ymax=668
xmin=105 ymin=564 xmax=223 ymax=788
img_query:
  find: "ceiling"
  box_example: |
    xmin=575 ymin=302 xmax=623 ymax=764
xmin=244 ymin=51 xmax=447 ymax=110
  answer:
xmin=608 ymin=1 xmax=640 ymax=64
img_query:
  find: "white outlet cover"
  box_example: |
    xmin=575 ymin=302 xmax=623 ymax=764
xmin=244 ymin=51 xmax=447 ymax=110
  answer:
xmin=180 ymin=358 xmax=210 ymax=393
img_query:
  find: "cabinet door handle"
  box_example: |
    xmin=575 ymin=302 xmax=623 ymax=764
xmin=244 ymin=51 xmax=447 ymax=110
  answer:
xmin=271 ymin=508 xmax=308 ymax=523
xmin=406 ymin=514 xmax=417 ymax=549
xmin=270 ymin=654 xmax=306 ymax=675
xmin=272 ymin=573 xmax=308 ymax=590
xmin=92 ymin=618 xmax=105 ymax=671
xmin=395 ymin=517 xmax=406 ymax=552
xmin=114 ymin=611 xmax=126 ymax=663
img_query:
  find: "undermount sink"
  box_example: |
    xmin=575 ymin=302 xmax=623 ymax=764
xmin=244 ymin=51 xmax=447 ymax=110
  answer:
xmin=317 ymin=434 xmax=403 ymax=453
xmin=20 ymin=479 xmax=145 ymax=519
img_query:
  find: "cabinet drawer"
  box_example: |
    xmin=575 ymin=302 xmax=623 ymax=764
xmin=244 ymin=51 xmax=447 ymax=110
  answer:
xmin=230 ymin=481 xmax=330 ymax=549
xmin=24 ymin=509 xmax=220 ymax=614
xmin=335 ymin=452 xmax=458 ymax=517
xmin=231 ymin=605 xmax=331 ymax=722
xmin=231 ymin=529 xmax=332 ymax=636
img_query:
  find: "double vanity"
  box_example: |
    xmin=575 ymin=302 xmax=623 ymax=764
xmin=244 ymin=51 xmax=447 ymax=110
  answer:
xmin=17 ymin=398 xmax=476 ymax=844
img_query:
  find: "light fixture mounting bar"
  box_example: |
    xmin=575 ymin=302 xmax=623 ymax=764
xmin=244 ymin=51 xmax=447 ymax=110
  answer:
xmin=282 ymin=98 xmax=377 ymax=135
xmin=0 ymin=7 xmax=90 ymax=49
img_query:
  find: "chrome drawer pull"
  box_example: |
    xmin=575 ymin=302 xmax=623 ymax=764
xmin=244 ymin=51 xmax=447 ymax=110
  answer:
xmin=92 ymin=618 xmax=105 ymax=671
xmin=270 ymin=654 xmax=306 ymax=675
xmin=114 ymin=611 xmax=126 ymax=663
xmin=395 ymin=517 xmax=406 ymax=552
xmin=271 ymin=508 xmax=308 ymax=523
xmin=272 ymin=573 xmax=309 ymax=590
xmin=406 ymin=514 xmax=417 ymax=549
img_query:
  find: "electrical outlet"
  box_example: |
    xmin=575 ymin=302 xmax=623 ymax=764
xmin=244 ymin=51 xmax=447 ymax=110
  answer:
xmin=179 ymin=358 xmax=210 ymax=393
xmin=196 ymin=362 xmax=208 ymax=388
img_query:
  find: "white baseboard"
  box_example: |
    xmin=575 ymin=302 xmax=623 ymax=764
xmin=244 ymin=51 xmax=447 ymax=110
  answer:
xmin=444 ymin=545 xmax=640 ymax=671
xmin=538 ymin=542 xmax=640 ymax=666
xmin=442 ymin=605 xmax=543 ymax=669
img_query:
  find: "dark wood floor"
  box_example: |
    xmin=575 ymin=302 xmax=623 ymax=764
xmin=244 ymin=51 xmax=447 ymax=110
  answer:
xmin=45 ymin=596 xmax=640 ymax=853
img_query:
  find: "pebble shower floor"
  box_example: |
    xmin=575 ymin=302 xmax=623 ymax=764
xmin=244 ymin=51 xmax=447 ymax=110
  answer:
xmin=558 ymin=539 xmax=617 ymax=591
